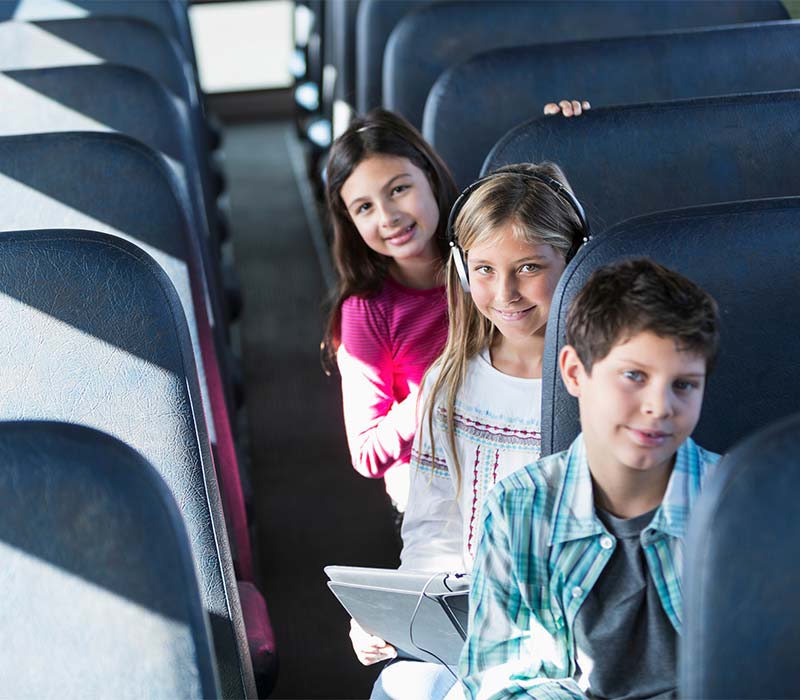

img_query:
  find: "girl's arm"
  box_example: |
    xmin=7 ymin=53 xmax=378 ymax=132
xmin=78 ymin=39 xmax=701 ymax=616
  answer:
xmin=337 ymin=296 xmax=418 ymax=479
xmin=399 ymin=379 xmax=464 ymax=573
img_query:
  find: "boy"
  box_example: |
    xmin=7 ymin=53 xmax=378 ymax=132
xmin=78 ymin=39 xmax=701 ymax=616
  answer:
xmin=460 ymin=258 xmax=720 ymax=700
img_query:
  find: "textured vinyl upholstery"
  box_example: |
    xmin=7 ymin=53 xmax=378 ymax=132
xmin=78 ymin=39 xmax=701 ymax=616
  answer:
xmin=384 ymin=0 xmax=788 ymax=129
xmin=540 ymin=198 xmax=800 ymax=457
xmin=0 ymin=230 xmax=255 ymax=698
xmin=485 ymin=91 xmax=800 ymax=234
xmin=425 ymin=20 xmax=800 ymax=188
xmin=355 ymin=0 xmax=429 ymax=114
xmin=0 ymin=68 xmax=248 ymax=589
xmin=0 ymin=421 xmax=220 ymax=698
xmin=0 ymin=63 xmax=217 ymax=249
xmin=0 ymin=129 xmax=245 ymax=547
xmin=0 ymin=0 xmax=196 ymax=65
xmin=0 ymin=17 xmax=191 ymax=102
xmin=681 ymin=411 xmax=800 ymax=699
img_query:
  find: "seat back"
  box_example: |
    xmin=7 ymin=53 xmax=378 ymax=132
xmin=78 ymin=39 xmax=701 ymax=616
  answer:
xmin=355 ymin=0 xmax=428 ymax=113
xmin=385 ymin=0 xmax=788 ymax=128
xmin=0 ymin=129 xmax=254 ymax=619
xmin=0 ymin=63 xmax=213 ymax=242
xmin=426 ymin=20 xmax=800 ymax=188
xmin=541 ymin=198 xmax=800 ymax=457
xmin=485 ymin=91 xmax=800 ymax=233
xmin=325 ymin=0 xmax=360 ymax=136
xmin=2 ymin=0 xmax=196 ymax=64
xmin=0 ymin=16 xmax=192 ymax=101
xmin=0 ymin=229 xmax=255 ymax=697
xmin=0 ymin=420 xmax=220 ymax=698
xmin=681 ymin=411 xmax=800 ymax=699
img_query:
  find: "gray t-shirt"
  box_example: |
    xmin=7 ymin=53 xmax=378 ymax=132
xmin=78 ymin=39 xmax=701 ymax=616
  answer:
xmin=573 ymin=507 xmax=676 ymax=700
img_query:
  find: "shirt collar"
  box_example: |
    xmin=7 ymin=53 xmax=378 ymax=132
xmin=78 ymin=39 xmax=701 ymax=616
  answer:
xmin=549 ymin=434 xmax=704 ymax=546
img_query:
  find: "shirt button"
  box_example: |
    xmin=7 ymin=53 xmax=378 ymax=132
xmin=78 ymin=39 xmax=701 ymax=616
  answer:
xmin=571 ymin=586 xmax=583 ymax=598
xmin=600 ymin=536 xmax=614 ymax=550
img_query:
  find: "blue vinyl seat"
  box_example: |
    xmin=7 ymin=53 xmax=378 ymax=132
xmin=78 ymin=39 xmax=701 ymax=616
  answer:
xmin=425 ymin=20 xmax=800 ymax=188
xmin=0 ymin=229 xmax=256 ymax=697
xmin=681 ymin=411 xmax=800 ymax=699
xmin=539 ymin=198 xmax=800 ymax=457
xmin=384 ymin=0 xmax=788 ymax=129
xmin=0 ymin=16 xmax=216 ymax=173
xmin=355 ymin=0 xmax=429 ymax=114
xmin=0 ymin=63 xmax=234 ymax=327
xmin=484 ymin=91 xmax=800 ymax=234
xmin=0 ymin=132 xmax=270 ymax=693
xmin=325 ymin=0 xmax=360 ymax=137
xmin=0 ymin=421 xmax=220 ymax=698
xmin=0 ymin=0 xmax=197 ymax=66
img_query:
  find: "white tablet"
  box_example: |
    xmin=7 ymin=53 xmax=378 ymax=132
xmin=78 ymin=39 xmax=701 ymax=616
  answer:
xmin=325 ymin=565 xmax=470 ymax=667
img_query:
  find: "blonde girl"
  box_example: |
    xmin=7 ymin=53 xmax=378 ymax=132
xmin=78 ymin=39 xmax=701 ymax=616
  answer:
xmin=365 ymin=162 xmax=587 ymax=699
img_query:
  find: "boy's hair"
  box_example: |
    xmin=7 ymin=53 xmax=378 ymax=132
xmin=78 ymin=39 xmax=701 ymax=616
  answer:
xmin=566 ymin=257 xmax=720 ymax=373
xmin=322 ymin=109 xmax=458 ymax=368
xmin=421 ymin=162 xmax=582 ymax=491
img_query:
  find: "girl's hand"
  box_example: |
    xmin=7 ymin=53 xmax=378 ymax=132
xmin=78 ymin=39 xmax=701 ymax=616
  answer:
xmin=349 ymin=618 xmax=397 ymax=665
xmin=543 ymin=100 xmax=591 ymax=117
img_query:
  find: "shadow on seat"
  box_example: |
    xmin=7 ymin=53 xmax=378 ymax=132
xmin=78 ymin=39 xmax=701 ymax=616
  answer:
xmin=0 ymin=420 xmax=220 ymax=698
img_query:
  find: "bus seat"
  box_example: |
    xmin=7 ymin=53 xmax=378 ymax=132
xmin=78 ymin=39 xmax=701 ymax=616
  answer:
xmin=355 ymin=0 xmax=428 ymax=114
xmin=681 ymin=411 xmax=800 ymax=700
xmin=539 ymin=197 xmax=800 ymax=457
xmin=384 ymin=0 xmax=788 ymax=129
xmin=324 ymin=0 xmax=360 ymax=139
xmin=1 ymin=0 xmax=197 ymax=67
xmin=0 ymin=63 xmax=238 ymax=327
xmin=0 ymin=229 xmax=258 ymax=697
xmin=0 ymin=129 xmax=246 ymax=562
xmin=0 ymin=421 xmax=220 ymax=698
xmin=484 ymin=91 xmax=800 ymax=234
xmin=0 ymin=133 xmax=271 ymax=693
xmin=425 ymin=20 xmax=800 ymax=188
xmin=0 ymin=17 xmax=192 ymax=105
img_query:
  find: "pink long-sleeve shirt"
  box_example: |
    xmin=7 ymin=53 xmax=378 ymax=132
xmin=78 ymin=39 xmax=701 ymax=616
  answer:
xmin=337 ymin=276 xmax=448 ymax=508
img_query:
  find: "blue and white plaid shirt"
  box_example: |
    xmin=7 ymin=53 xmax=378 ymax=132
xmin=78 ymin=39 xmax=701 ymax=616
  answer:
xmin=460 ymin=433 xmax=720 ymax=700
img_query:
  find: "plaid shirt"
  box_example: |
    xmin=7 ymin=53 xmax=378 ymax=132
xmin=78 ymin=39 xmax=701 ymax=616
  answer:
xmin=460 ymin=434 xmax=720 ymax=700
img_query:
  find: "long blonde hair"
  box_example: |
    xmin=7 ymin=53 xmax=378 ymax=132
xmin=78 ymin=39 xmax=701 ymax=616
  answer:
xmin=418 ymin=162 xmax=583 ymax=491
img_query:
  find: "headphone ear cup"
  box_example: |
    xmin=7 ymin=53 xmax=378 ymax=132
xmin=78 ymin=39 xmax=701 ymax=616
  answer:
xmin=451 ymin=245 xmax=470 ymax=293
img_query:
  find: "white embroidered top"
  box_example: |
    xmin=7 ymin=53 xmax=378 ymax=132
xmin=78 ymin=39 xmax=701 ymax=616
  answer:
xmin=400 ymin=347 xmax=542 ymax=573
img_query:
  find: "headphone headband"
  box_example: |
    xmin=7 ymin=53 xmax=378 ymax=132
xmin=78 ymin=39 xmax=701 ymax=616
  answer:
xmin=447 ymin=170 xmax=590 ymax=292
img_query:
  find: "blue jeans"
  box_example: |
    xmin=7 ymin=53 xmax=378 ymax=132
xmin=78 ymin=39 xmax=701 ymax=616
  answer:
xmin=370 ymin=659 xmax=464 ymax=700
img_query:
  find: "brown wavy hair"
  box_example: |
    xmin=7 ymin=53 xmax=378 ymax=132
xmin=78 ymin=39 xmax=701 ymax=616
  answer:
xmin=321 ymin=109 xmax=458 ymax=371
xmin=566 ymin=257 xmax=720 ymax=374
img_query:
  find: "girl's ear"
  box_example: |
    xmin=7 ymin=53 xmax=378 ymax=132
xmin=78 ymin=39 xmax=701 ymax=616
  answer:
xmin=559 ymin=345 xmax=585 ymax=398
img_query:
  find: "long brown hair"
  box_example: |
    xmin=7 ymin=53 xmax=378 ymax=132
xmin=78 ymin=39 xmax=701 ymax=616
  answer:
xmin=321 ymin=109 xmax=458 ymax=370
xmin=420 ymin=162 xmax=583 ymax=491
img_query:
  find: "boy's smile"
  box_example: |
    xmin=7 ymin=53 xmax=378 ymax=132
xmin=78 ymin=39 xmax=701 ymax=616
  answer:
xmin=561 ymin=331 xmax=707 ymax=512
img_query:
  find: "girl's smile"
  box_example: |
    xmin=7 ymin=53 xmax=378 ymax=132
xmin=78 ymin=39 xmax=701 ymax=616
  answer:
xmin=340 ymin=154 xmax=440 ymax=268
xmin=467 ymin=223 xmax=565 ymax=350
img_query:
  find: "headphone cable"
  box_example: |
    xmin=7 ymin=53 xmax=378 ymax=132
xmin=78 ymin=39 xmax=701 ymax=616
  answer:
xmin=407 ymin=571 xmax=460 ymax=681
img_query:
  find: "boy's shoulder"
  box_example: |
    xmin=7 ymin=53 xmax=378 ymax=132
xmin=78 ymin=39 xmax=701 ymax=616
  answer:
xmin=487 ymin=447 xmax=574 ymax=530
xmin=488 ymin=436 xmax=721 ymax=529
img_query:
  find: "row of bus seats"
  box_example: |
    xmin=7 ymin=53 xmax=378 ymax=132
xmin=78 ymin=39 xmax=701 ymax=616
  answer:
xmin=0 ymin=1 xmax=275 ymax=697
xmin=295 ymin=0 xmax=800 ymax=694
xmin=292 ymin=0 xmax=788 ymax=186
